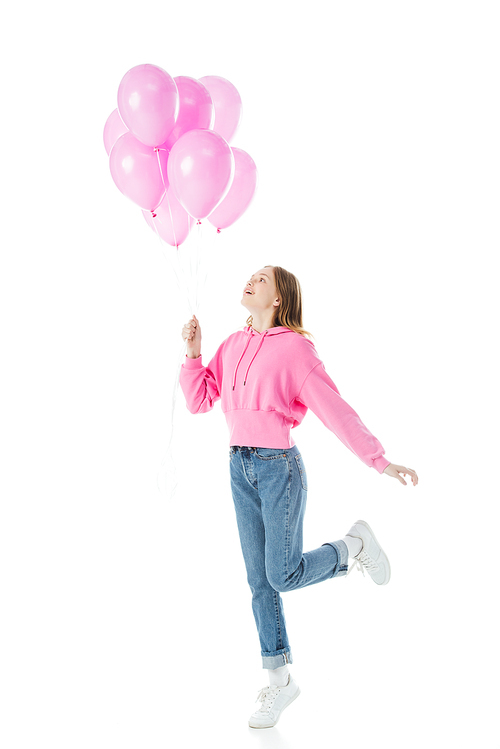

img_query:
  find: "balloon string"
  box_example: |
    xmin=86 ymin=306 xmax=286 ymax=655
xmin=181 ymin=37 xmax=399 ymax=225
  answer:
xmin=196 ymin=220 xmax=209 ymax=312
xmin=148 ymin=199 xmax=210 ymax=501
xmin=155 ymin=148 xmax=179 ymax=252
xmin=188 ymin=222 xmax=198 ymax=315
xmin=151 ymin=213 xmax=207 ymax=501
xmin=160 ymin=225 xmax=207 ymax=501
xmin=192 ymin=219 xmax=210 ymax=314
xmin=195 ymin=220 xmax=202 ymax=313
xmin=150 ymin=216 xmax=189 ymax=310
xmin=154 ymin=146 xmax=169 ymax=207
xmin=164 ymin=191 xmax=178 ymax=251
xmin=179 ymin=237 xmax=196 ymax=314
xmin=148 ymin=218 xmax=185 ymax=501
xmin=156 ymin=338 xmax=185 ymax=502
xmin=198 ymin=221 xmax=211 ymax=311
xmin=150 ymin=207 xmax=195 ymax=314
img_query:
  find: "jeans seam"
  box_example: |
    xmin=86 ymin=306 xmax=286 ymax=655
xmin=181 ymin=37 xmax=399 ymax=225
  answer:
xmin=273 ymin=591 xmax=284 ymax=649
xmin=295 ymin=454 xmax=307 ymax=491
xmin=284 ymin=452 xmax=291 ymax=581
xmin=240 ymin=450 xmax=257 ymax=490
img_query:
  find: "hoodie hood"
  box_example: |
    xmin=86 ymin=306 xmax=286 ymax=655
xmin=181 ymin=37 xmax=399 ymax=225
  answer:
xmin=232 ymin=325 xmax=293 ymax=390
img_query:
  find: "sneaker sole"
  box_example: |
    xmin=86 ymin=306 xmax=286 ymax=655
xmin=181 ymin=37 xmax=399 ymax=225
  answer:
xmin=352 ymin=519 xmax=391 ymax=585
xmin=248 ymin=686 xmax=301 ymax=729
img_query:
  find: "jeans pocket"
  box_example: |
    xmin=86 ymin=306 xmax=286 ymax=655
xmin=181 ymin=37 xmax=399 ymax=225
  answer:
xmin=254 ymin=447 xmax=287 ymax=460
xmin=295 ymin=453 xmax=308 ymax=491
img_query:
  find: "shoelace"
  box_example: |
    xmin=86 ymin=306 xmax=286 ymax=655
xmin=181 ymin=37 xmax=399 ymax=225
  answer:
xmin=346 ymin=550 xmax=380 ymax=578
xmin=254 ymin=685 xmax=281 ymax=713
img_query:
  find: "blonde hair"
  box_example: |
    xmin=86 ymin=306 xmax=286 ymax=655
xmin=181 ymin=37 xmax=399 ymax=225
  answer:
xmin=245 ymin=265 xmax=314 ymax=339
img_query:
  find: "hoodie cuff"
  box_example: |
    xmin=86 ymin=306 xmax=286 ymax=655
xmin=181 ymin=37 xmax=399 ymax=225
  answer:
xmin=373 ymin=455 xmax=391 ymax=474
xmin=183 ymin=354 xmax=204 ymax=369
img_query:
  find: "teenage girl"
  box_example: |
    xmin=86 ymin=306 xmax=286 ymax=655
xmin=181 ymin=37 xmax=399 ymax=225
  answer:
xmin=179 ymin=265 xmax=418 ymax=729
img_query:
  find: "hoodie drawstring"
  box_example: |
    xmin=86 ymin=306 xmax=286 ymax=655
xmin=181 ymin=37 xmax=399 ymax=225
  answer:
xmin=232 ymin=328 xmax=270 ymax=390
xmin=232 ymin=330 xmax=252 ymax=390
xmin=243 ymin=330 xmax=268 ymax=385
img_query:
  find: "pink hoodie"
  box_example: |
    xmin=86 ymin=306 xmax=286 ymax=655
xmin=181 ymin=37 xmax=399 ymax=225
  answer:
xmin=179 ymin=325 xmax=391 ymax=474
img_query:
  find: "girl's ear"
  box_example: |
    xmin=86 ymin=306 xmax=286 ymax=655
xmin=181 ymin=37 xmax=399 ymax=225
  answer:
xmin=273 ymin=298 xmax=280 ymax=307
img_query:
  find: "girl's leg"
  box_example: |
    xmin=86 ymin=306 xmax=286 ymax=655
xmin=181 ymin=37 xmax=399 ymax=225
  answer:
xmin=229 ymin=447 xmax=293 ymax=669
xmin=253 ymin=446 xmax=349 ymax=592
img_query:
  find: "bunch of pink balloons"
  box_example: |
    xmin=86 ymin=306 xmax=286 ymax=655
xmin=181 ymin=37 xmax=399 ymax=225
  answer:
xmin=104 ymin=64 xmax=257 ymax=246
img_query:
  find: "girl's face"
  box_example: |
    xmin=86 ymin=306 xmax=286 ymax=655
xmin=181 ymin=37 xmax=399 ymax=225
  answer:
xmin=241 ymin=267 xmax=280 ymax=313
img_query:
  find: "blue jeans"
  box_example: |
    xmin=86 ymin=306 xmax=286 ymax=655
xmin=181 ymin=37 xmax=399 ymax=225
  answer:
xmin=229 ymin=445 xmax=349 ymax=669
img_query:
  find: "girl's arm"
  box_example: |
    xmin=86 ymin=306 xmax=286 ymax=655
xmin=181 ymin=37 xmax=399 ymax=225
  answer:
xmin=296 ymin=362 xmax=390 ymax=473
xmin=179 ymin=355 xmax=221 ymax=414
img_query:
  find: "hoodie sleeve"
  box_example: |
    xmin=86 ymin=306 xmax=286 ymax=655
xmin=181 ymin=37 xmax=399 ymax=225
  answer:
xmin=179 ymin=349 xmax=222 ymax=414
xmin=296 ymin=362 xmax=391 ymax=473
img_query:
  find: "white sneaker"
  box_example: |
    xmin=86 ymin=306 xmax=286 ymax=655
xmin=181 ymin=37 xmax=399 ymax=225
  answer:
xmin=345 ymin=519 xmax=391 ymax=585
xmin=248 ymin=675 xmax=301 ymax=729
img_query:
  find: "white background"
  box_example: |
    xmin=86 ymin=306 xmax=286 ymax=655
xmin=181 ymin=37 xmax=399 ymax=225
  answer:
xmin=1 ymin=1 xmax=499 ymax=747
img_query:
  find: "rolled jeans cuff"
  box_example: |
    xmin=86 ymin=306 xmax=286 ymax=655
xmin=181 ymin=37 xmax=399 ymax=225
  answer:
xmin=321 ymin=539 xmax=349 ymax=578
xmin=262 ymin=649 xmax=293 ymax=669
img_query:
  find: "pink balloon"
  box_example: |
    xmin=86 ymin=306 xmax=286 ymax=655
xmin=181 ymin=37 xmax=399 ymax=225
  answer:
xmin=162 ymin=76 xmax=214 ymax=151
xmin=208 ymin=148 xmax=257 ymax=230
xmin=109 ymin=132 xmax=168 ymax=211
xmin=198 ymin=76 xmax=242 ymax=143
xmin=117 ymin=64 xmax=178 ymax=147
xmin=103 ymin=108 xmax=129 ymax=155
xmin=142 ymin=188 xmax=194 ymax=247
xmin=167 ymin=129 xmax=234 ymax=220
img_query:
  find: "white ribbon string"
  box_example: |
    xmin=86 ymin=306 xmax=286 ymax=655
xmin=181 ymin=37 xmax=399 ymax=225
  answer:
xmin=149 ymin=218 xmax=185 ymax=501
xmin=149 ymin=211 xmax=212 ymax=501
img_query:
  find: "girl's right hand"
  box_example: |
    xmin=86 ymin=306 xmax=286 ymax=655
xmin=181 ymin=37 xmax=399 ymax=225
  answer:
xmin=181 ymin=314 xmax=201 ymax=359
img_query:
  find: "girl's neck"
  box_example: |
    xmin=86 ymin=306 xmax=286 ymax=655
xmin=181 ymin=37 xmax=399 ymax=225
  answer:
xmin=250 ymin=312 xmax=276 ymax=333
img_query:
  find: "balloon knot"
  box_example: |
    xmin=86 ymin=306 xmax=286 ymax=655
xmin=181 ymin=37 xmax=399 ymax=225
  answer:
xmin=217 ymin=228 xmax=221 ymax=233
xmin=197 ymin=220 xmax=202 ymax=225
xmin=151 ymin=212 xmax=157 ymax=218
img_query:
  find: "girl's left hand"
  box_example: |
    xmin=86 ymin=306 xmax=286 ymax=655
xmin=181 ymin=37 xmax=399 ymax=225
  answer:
xmin=383 ymin=463 xmax=418 ymax=486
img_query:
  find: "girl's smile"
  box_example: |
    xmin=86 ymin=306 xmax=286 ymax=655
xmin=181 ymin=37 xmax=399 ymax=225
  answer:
xmin=241 ymin=268 xmax=281 ymax=333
